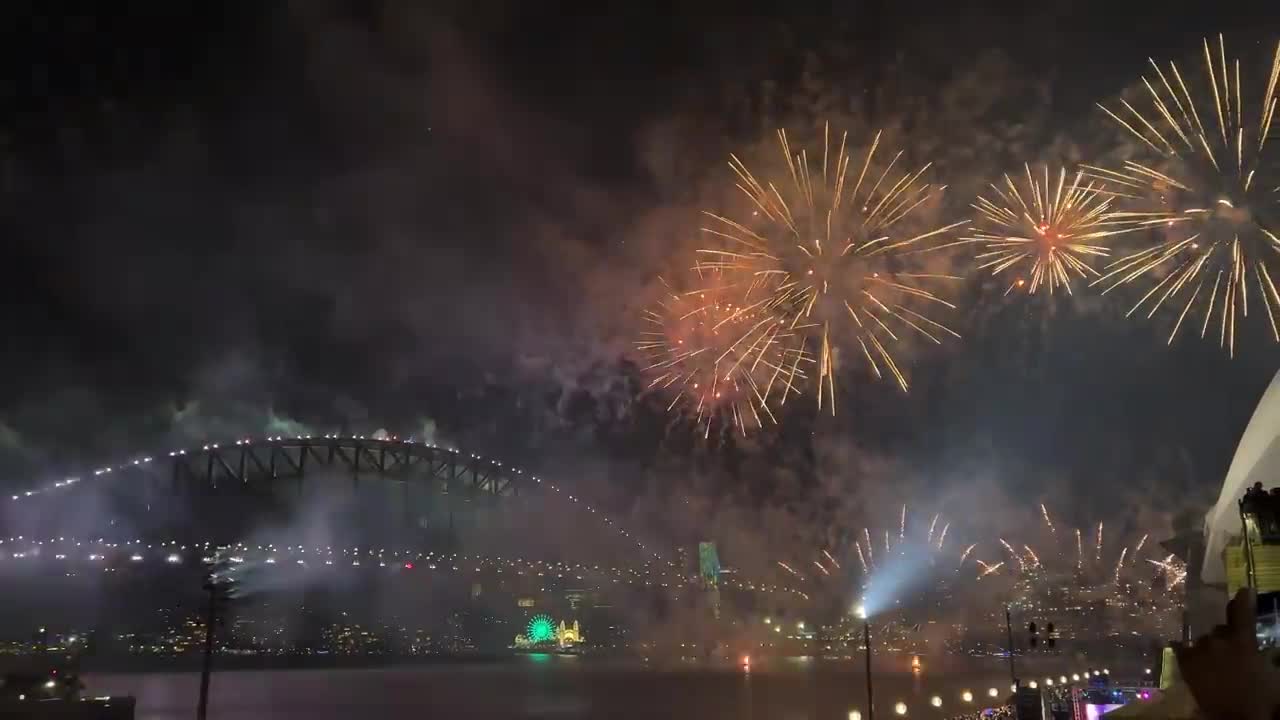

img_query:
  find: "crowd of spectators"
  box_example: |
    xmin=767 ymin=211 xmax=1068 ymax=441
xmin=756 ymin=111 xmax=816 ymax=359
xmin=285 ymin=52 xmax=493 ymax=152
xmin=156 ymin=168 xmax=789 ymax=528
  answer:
xmin=942 ymin=704 xmax=1013 ymax=720
xmin=1242 ymin=482 xmax=1280 ymax=540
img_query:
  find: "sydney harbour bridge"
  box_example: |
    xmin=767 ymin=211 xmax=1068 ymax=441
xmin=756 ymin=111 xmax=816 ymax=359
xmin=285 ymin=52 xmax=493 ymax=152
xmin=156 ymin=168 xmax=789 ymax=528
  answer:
xmin=0 ymin=433 xmax=805 ymax=654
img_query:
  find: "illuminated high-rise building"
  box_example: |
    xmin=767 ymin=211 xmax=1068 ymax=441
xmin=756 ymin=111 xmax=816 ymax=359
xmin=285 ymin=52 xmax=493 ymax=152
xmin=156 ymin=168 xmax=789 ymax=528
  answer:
xmin=698 ymin=541 xmax=722 ymax=619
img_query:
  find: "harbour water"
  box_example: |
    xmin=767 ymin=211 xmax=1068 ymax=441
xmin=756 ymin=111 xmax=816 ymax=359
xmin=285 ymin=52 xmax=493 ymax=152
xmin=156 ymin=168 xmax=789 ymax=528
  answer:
xmin=85 ymin=655 xmax=1144 ymax=720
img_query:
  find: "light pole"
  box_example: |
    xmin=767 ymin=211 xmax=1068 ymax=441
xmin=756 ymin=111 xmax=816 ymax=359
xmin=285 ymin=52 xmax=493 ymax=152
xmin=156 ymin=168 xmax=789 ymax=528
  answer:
xmin=1004 ymin=606 xmax=1018 ymax=688
xmin=857 ymin=604 xmax=874 ymax=720
xmin=197 ymin=579 xmax=220 ymax=720
xmin=198 ymin=563 xmax=235 ymax=720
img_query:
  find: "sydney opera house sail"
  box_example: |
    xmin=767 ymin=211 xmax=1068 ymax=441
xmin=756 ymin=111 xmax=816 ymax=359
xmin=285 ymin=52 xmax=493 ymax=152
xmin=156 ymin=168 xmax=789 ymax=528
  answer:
xmin=1204 ymin=371 xmax=1280 ymax=585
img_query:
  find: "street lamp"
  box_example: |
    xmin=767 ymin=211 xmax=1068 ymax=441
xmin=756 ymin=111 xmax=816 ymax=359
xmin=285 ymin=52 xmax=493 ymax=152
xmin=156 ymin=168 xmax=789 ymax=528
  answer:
xmin=988 ymin=688 xmax=999 ymax=698
xmin=894 ymin=702 xmax=907 ymax=716
xmin=961 ymin=691 xmax=973 ymax=703
xmin=930 ymin=696 xmax=942 ymax=708
xmin=1002 ymin=605 xmax=1020 ymax=687
xmin=856 ymin=603 xmax=873 ymax=720
xmin=198 ymin=574 xmax=234 ymax=720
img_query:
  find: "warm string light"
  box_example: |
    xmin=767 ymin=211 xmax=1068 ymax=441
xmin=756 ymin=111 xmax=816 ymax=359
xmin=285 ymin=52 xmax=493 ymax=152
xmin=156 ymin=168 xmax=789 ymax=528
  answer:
xmin=843 ymin=671 xmax=1110 ymax=720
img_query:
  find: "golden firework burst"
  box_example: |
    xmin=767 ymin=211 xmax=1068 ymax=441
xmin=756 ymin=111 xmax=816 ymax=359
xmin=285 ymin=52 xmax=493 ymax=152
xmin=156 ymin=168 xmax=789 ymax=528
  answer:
xmin=1085 ymin=35 xmax=1280 ymax=356
xmin=965 ymin=164 xmax=1142 ymax=296
xmin=636 ymin=276 xmax=806 ymax=438
xmin=976 ymin=560 xmax=1004 ymax=578
xmin=698 ymin=124 xmax=967 ymax=412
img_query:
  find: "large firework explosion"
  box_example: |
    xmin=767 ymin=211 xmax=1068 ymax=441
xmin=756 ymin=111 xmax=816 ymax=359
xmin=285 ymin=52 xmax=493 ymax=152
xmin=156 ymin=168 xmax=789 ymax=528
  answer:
xmin=697 ymin=124 xmax=967 ymax=413
xmin=778 ymin=504 xmax=1171 ymax=592
xmin=783 ymin=505 xmax=962 ymax=586
xmin=981 ymin=504 xmax=1185 ymax=596
xmin=1086 ymin=35 xmax=1280 ymax=356
xmin=636 ymin=275 xmax=807 ymax=437
xmin=962 ymin=164 xmax=1143 ymax=296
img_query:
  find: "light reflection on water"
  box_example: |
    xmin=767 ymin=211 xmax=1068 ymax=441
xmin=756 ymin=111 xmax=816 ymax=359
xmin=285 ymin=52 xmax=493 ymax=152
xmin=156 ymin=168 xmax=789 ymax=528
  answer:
xmin=85 ymin=656 xmax=1139 ymax=720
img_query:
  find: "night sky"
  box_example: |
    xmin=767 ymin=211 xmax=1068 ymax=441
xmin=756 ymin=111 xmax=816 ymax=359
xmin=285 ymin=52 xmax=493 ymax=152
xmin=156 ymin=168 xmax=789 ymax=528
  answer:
xmin=2 ymin=1 xmax=1277 ymax=556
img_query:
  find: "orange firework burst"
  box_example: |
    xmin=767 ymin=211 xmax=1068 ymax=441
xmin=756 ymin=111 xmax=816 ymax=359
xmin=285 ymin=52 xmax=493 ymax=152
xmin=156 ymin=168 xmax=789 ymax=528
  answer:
xmin=636 ymin=276 xmax=806 ymax=437
xmin=964 ymin=164 xmax=1142 ymax=295
xmin=1086 ymin=35 xmax=1280 ymax=356
xmin=698 ymin=124 xmax=967 ymax=413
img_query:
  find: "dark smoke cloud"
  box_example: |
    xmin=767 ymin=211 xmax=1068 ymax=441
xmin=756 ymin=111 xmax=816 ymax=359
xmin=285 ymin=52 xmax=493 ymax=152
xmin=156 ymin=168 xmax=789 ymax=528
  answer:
xmin=2 ymin=2 xmax=1276 ymax=623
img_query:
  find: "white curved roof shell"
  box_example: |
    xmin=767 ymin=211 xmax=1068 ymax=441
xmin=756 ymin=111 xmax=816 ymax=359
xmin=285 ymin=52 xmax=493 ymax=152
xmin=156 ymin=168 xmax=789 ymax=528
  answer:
xmin=1203 ymin=371 xmax=1280 ymax=584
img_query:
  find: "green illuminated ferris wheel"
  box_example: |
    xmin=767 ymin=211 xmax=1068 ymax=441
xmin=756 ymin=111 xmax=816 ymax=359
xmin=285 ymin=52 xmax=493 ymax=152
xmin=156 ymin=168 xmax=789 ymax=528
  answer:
xmin=526 ymin=614 xmax=556 ymax=644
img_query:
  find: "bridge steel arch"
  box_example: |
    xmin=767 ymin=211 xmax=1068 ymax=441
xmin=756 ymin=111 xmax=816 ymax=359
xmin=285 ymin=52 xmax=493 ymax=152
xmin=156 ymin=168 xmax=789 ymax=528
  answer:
xmin=165 ymin=436 xmax=523 ymax=497
xmin=3 ymin=435 xmax=815 ymax=605
xmin=6 ymin=435 xmax=665 ymax=563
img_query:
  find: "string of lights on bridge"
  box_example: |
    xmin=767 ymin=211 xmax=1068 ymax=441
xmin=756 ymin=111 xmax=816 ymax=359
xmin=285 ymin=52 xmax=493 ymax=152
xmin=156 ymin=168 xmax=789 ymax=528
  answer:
xmin=0 ymin=536 xmax=807 ymax=599
xmin=4 ymin=433 xmax=667 ymax=561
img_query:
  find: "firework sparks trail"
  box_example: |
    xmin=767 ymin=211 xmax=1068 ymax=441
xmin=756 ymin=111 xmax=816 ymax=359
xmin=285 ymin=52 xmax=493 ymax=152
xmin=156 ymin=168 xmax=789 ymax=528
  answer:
xmin=959 ymin=543 xmax=977 ymax=565
xmin=1023 ymin=545 xmax=1042 ymax=568
xmin=864 ymin=528 xmax=875 ymax=566
xmin=638 ymin=276 xmax=808 ymax=437
xmin=885 ymin=530 xmax=891 ymax=554
xmin=956 ymin=165 xmax=1147 ymax=296
xmin=1040 ymin=503 xmax=1056 ymax=534
xmin=1148 ymin=554 xmax=1188 ymax=588
xmin=1133 ymin=534 xmax=1149 ymax=563
xmin=699 ymin=123 xmax=967 ymax=410
xmin=1095 ymin=522 xmax=1104 ymax=561
xmin=1076 ymin=528 xmax=1083 ymax=569
xmin=822 ymin=549 xmax=841 ymax=570
xmin=927 ymin=513 xmax=939 ymax=545
xmin=813 ymin=559 xmax=831 ymax=576
xmin=1173 ymin=565 xmax=1188 ymax=586
xmin=999 ymin=538 xmax=1026 ymax=572
xmin=900 ymin=505 xmax=908 ymax=541
xmin=937 ymin=522 xmax=950 ymax=550
xmin=1115 ymin=547 xmax=1129 ymax=584
xmin=977 ymin=560 xmax=1005 ymax=578
xmin=1087 ymin=35 xmax=1280 ymax=356
xmin=855 ymin=542 xmax=869 ymax=572
xmin=777 ymin=561 xmax=803 ymax=579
